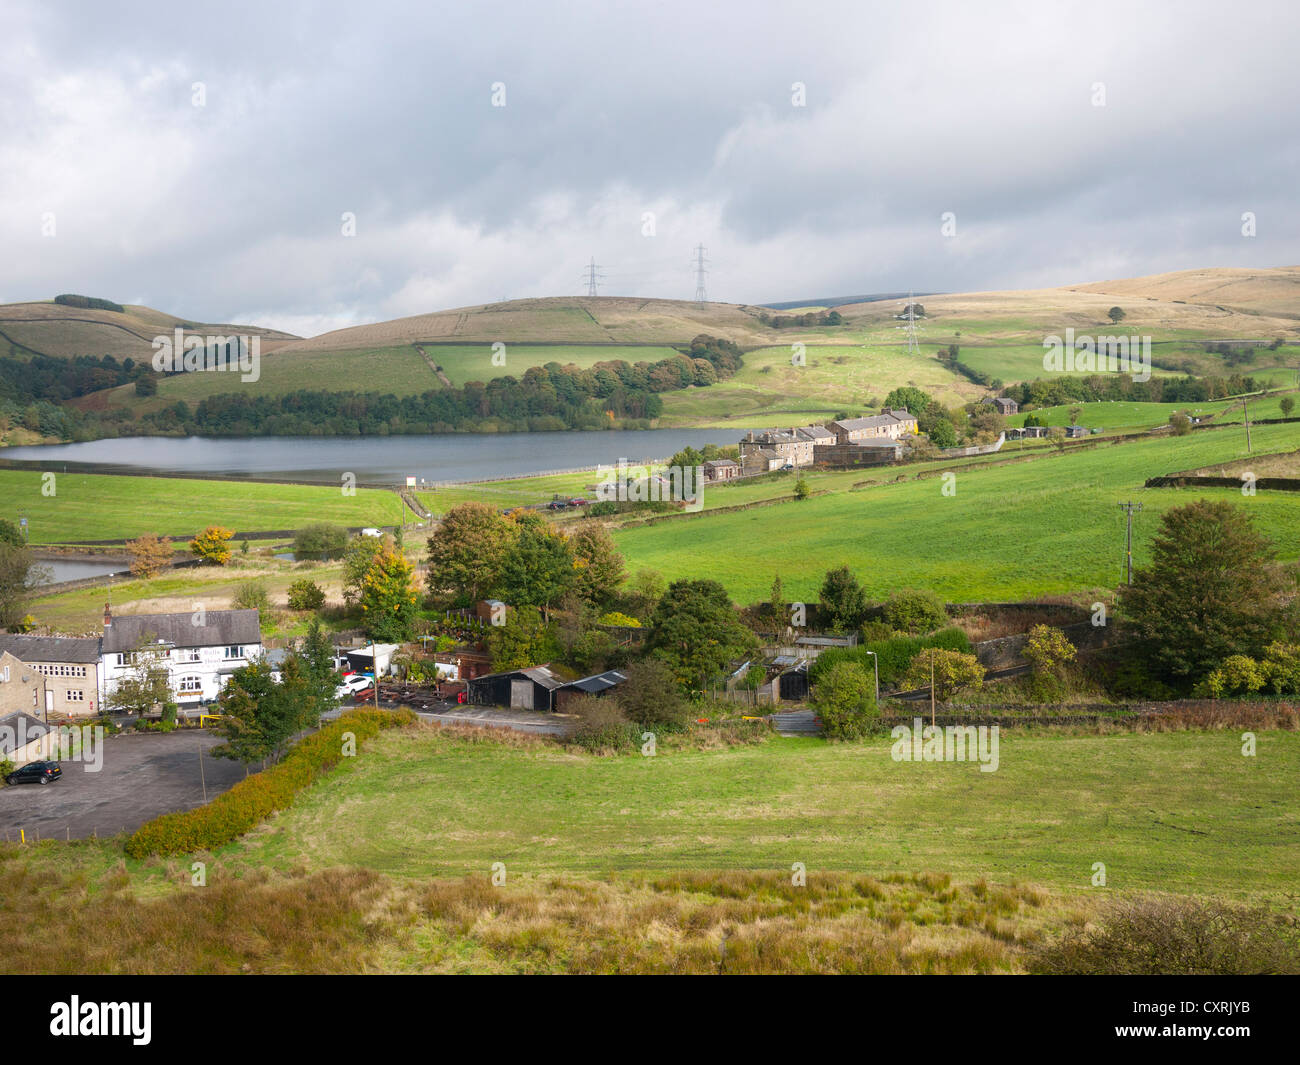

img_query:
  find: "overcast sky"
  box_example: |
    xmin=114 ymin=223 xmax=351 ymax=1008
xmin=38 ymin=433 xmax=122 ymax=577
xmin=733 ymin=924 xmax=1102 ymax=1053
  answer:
xmin=3 ymin=0 xmax=1297 ymax=336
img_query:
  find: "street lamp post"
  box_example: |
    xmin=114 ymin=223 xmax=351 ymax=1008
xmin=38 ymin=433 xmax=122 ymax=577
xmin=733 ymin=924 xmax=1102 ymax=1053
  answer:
xmin=863 ymin=649 xmax=879 ymax=706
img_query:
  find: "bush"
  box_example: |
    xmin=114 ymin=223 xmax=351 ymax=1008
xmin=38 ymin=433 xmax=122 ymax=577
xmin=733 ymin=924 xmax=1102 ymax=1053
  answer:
xmin=234 ymin=581 xmax=271 ymax=613
xmin=811 ymin=661 xmax=878 ymax=740
xmin=567 ymin=695 xmax=636 ymax=752
xmin=596 ymin=611 xmax=641 ymax=628
xmin=1261 ymin=641 xmax=1300 ymax=695
xmin=1022 ymin=624 xmax=1077 ymax=701
xmin=1029 ymin=895 xmax=1300 ymax=975
xmin=810 ymin=627 xmax=971 ymax=689
xmin=901 ymin=649 xmax=985 ymax=701
xmin=0 ymin=758 xmax=13 ymax=783
xmin=124 ymin=709 xmax=411 ymax=857
xmin=883 ymin=590 xmax=949 ymax=635
xmin=858 ymin=620 xmax=894 ymax=643
xmin=1203 ymin=654 xmax=1266 ymax=698
xmin=287 ymin=579 xmax=326 ymax=611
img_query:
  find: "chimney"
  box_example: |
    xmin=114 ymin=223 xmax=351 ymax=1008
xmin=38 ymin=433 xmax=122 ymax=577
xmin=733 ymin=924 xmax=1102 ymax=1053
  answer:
xmin=103 ymin=602 xmax=112 ymax=628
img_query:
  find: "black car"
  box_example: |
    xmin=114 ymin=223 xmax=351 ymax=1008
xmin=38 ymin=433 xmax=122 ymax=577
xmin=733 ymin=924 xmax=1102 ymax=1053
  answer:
xmin=4 ymin=760 xmax=62 ymax=786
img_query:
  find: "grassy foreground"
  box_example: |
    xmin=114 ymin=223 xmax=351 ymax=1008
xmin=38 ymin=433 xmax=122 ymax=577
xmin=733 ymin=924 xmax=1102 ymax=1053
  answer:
xmin=1 ymin=722 xmax=1295 ymax=973
xmin=229 ymin=726 xmax=1300 ymax=897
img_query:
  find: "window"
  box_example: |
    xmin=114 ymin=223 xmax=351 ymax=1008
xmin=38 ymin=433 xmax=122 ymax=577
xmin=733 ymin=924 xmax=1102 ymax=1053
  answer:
xmin=173 ymin=648 xmax=201 ymax=663
xmin=223 ymin=645 xmax=243 ymax=660
xmin=66 ymin=690 xmax=84 ymax=701
xmin=177 ymin=676 xmax=203 ymax=694
xmin=39 ymin=665 xmax=87 ymax=677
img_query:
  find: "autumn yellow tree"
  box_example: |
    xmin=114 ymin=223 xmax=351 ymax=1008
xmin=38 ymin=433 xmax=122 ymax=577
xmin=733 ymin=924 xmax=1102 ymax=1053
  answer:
xmin=189 ymin=526 xmax=236 ymax=565
xmin=359 ymin=546 xmax=419 ymax=642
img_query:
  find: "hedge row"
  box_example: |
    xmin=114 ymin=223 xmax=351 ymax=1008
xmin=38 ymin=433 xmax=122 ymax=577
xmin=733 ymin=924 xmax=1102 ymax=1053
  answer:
xmin=809 ymin=627 xmax=972 ymax=688
xmin=124 ymin=709 xmax=413 ymax=858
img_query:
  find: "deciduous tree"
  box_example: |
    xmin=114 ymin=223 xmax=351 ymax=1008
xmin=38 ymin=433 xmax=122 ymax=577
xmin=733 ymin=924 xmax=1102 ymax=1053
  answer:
xmin=359 ymin=547 xmax=419 ymax=642
xmin=189 ymin=525 xmax=235 ymax=565
xmin=425 ymin=503 xmax=516 ymax=604
xmin=127 ymin=534 xmax=173 ymax=578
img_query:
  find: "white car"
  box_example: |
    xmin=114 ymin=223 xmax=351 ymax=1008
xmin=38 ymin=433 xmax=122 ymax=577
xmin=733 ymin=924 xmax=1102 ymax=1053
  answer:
xmin=335 ymin=674 xmax=375 ymax=700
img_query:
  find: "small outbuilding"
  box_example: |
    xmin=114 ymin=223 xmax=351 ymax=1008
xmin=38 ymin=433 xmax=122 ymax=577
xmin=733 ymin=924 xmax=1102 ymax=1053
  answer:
xmin=466 ymin=666 xmax=565 ymax=711
xmin=554 ymin=669 xmax=628 ymax=710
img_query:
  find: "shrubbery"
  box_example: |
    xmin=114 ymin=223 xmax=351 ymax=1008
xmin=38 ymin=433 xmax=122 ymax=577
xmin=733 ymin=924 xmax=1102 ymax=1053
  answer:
xmin=234 ymin=581 xmax=270 ymax=613
xmin=566 ymin=695 xmax=638 ymax=752
xmin=811 ymin=661 xmax=878 ymax=740
xmin=810 ymin=627 xmax=971 ymax=689
xmin=287 ymin=579 xmax=326 ymax=611
xmin=1029 ymin=896 xmax=1300 ymax=975
xmin=883 ymin=589 xmax=949 ymax=635
xmin=124 ymin=709 xmax=411 ymax=857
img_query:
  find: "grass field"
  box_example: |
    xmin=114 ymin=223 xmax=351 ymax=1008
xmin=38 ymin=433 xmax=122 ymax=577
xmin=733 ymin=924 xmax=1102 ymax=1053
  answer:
xmin=2 ymin=722 xmax=1296 ymax=973
xmin=1 ymin=470 xmax=392 ymax=543
xmin=612 ymin=422 xmax=1300 ymax=603
xmin=228 ymin=726 xmax=1300 ymax=897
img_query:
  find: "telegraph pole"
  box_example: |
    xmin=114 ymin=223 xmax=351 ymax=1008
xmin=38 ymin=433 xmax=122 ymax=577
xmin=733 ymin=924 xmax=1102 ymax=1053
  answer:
xmin=1118 ymin=501 xmax=1143 ymax=585
xmin=1243 ymin=395 xmax=1252 ymax=453
xmin=929 ymin=649 xmax=936 ymax=729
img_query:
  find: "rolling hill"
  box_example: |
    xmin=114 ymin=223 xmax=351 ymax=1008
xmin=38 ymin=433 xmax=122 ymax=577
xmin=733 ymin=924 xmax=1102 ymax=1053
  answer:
xmin=4 ymin=266 xmax=1297 ymax=430
xmin=0 ymin=300 xmax=299 ymax=362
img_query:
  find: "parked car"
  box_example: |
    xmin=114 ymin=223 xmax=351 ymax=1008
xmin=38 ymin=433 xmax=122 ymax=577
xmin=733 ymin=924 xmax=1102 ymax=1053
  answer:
xmin=5 ymin=761 xmax=62 ymax=786
xmin=341 ymin=674 xmax=374 ymax=695
xmin=547 ymin=500 xmax=569 ymax=510
xmin=567 ymin=497 xmax=589 ymax=507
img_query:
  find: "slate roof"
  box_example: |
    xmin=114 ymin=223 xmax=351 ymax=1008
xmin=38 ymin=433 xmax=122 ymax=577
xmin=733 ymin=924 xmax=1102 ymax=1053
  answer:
xmin=831 ymin=409 xmax=915 ymax=433
xmin=101 ymin=609 xmax=261 ymax=654
xmin=795 ymin=425 xmax=836 ymax=441
xmin=0 ymin=712 xmax=50 ymax=754
xmin=0 ymin=635 xmax=101 ymax=664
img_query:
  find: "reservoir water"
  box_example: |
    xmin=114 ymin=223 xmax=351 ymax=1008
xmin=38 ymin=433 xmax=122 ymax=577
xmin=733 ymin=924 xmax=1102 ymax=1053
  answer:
xmin=1 ymin=428 xmax=742 ymax=484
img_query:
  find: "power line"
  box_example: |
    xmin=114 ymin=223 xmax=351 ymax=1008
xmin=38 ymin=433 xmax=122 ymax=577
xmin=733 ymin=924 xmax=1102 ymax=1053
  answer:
xmin=581 ymin=257 xmax=605 ymax=297
xmin=1118 ymin=501 xmax=1143 ymax=585
xmin=896 ymin=291 xmax=923 ymax=357
xmin=692 ymin=244 xmax=709 ymax=304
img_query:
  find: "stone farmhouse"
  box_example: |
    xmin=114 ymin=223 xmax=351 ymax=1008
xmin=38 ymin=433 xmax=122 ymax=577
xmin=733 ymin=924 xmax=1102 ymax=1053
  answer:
xmin=739 ymin=424 xmax=840 ymax=470
xmin=0 ymin=635 xmax=104 ymax=718
xmin=828 ymin=409 xmax=918 ymax=444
